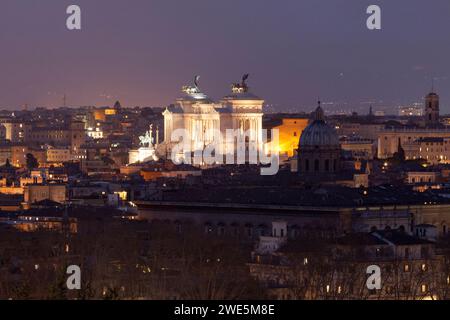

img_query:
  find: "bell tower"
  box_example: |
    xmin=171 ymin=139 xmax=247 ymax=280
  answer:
xmin=425 ymin=90 xmax=440 ymax=127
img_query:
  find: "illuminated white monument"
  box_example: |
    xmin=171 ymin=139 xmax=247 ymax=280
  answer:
xmin=128 ymin=125 xmax=159 ymax=164
xmin=161 ymin=75 xmax=264 ymax=163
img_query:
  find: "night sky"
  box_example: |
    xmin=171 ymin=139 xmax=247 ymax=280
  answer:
xmin=1 ymin=0 xmax=450 ymax=113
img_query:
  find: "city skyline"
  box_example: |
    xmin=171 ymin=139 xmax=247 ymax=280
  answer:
xmin=3 ymin=0 xmax=450 ymax=306
xmin=1 ymin=0 xmax=450 ymax=111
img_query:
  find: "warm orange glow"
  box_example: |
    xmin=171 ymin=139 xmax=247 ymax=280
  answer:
xmin=94 ymin=110 xmax=106 ymax=121
xmin=105 ymin=109 xmax=117 ymax=115
xmin=272 ymin=118 xmax=308 ymax=157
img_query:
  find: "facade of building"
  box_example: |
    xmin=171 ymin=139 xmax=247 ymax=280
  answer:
xmin=28 ymin=127 xmax=71 ymax=145
xmin=378 ymin=91 xmax=450 ymax=161
xmin=399 ymin=104 xmax=423 ymax=117
xmin=0 ymin=120 xmax=27 ymax=143
xmin=337 ymin=122 xmax=384 ymax=141
xmin=70 ymin=120 xmax=87 ymax=158
xmin=11 ymin=145 xmax=28 ymax=167
xmin=414 ymin=138 xmax=450 ymax=164
xmin=27 ymin=120 xmax=86 ymax=160
xmin=406 ymin=171 xmax=439 ymax=184
xmin=340 ymin=138 xmax=376 ymax=160
xmin=46 ymin=147 xmax=72 ymax=163
xmin=161 ymin=75 xmax=264 ymax=162
xmin=272 ymin=118 xmax=309 ymax=158
xmin=22 ymin=184 xmax=67 ymax=209
xmin=379 ymin=129 xmax=450 ymax=160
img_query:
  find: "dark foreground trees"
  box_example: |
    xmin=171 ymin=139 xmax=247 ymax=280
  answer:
xmin=0 ymin=219 xmax=264 ymax=300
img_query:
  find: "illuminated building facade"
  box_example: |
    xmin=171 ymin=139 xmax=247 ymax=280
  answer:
xmin=378 ymin=90 xmax=450 ymax=162
xmin=11 ymin=145 xmax=28 ymax=167
xmin=0 ymin=120 xmax=27 ymax=143
xmin=379 ymin=128 xmax=450 ymax=160
xmin=46 ymin=147 xmax=72 ymax=163
xmin=410 ymin=137 xmax=450 ymax=164
xmin=128 ymin=125 xmax=159 ymax=164
xmin=93 ymin=101 xmax=122 ymax=122
xmin=399 ymin=104 xmax=423 ymax=117
xmin=161 ymin=75 xmax=264 ymax=161
xmin=271 ymin=118 xmax=309 ymax=158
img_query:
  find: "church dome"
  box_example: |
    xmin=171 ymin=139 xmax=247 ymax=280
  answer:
xmin=299 ymin=106 xmax=339 ymax=147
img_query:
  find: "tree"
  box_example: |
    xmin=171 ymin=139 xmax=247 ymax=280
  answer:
xmin=26 ymin=153 xmax=39 ymax=170
xmin=47 ymin=266 xmax=68 ymax=300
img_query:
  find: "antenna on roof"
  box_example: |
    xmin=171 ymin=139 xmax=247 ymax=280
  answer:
xmin=431 ymin=77 xmax=435 ymax=93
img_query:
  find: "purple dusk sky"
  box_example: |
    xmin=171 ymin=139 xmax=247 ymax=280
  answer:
xmin=0 ymin=0 xmax=450 ymax=112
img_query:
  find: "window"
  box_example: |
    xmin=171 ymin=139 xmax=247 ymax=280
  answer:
xmin=375 ymin=248 xmax=382 ymax=257
xmin=325 ymin=159 xmax=330 ymax=172
xmin=421 ymin=284 xmax=427 ymax=293
xmin=404 ymin=264 xmax=410 ymax=272
xmin=204 ymin=224 xmax=213 ymax=234
xmin=305 ymin=159 xmax=309 ymax=172
xmin=314 ymin=159 xmax=320 ymax=172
